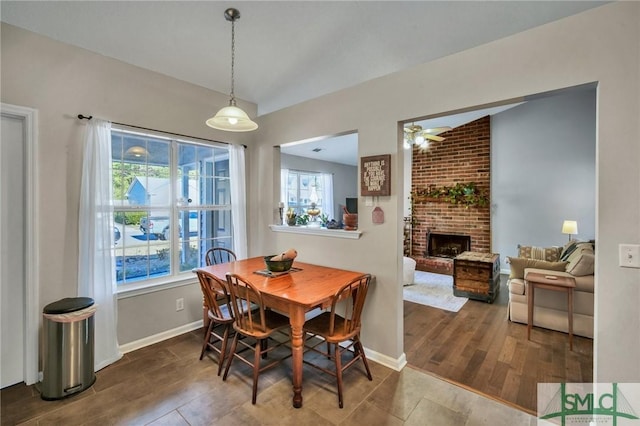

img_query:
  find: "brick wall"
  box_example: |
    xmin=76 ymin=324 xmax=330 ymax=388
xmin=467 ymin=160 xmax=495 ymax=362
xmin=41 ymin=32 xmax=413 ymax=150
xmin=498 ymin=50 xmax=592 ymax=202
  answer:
xmin=411 ymin=116 xmax=491 ymax=258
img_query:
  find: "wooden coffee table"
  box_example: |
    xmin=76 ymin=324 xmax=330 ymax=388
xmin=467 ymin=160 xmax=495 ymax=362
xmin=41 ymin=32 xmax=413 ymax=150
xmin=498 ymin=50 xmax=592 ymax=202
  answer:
xmin=526 ymin=272 xmax=576 ymax=350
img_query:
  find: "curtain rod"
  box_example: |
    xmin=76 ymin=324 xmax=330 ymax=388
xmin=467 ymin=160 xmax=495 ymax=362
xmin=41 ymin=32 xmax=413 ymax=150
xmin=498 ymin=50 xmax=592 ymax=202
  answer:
xmin=77 ymin=114 xmax=244 ymax=147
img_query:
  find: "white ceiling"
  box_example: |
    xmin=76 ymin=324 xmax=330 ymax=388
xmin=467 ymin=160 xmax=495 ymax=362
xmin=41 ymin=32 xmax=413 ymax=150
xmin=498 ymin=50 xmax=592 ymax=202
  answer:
xmin=280 ymin=102 xmax=523 ymax=166
xmin=1 ymin=1 xmax=604 ymax=166
xmin=1 ymin=1 xmax=604 ymax=117
xmin=281 ymin=132 xmax=359 ymax=166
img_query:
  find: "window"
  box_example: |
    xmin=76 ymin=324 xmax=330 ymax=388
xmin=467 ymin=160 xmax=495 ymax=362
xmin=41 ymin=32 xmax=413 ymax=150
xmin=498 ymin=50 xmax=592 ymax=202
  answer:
xmin=111 ymin=128 xmax=232 ymax=290
xmin=284 ymin=170 xmax=325 ymax=217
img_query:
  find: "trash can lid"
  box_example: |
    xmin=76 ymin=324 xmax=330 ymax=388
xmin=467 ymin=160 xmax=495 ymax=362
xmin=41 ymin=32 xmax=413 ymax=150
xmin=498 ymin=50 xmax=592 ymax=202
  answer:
xmin=43 ymin=297 xmax=95 ymax=314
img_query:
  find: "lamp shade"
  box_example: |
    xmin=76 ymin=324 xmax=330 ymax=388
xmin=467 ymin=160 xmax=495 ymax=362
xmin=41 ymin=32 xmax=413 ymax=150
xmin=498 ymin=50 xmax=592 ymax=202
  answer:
xmin=206 ymin=105 xmax=258 ymax=132
xmin=562 ymin=220 xmax=578 ymax=235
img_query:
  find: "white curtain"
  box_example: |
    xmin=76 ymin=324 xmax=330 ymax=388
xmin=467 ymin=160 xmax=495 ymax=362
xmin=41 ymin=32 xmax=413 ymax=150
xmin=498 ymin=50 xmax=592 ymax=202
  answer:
xmin=229 ymin=144 xmax=247 ymax=259
xmin=281 ymin=168 xmax=289 ymax=211
xmin=322 ymin=173 xmax=334 ymax=220
xmin=78 ymin=119 xmax=122 ymax=371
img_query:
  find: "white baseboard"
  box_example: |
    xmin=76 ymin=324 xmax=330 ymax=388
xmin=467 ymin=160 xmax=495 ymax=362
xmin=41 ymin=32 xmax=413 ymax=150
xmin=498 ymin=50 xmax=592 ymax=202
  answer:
xmin=118 ymin=320 xmax=408 ymax=373
xmin=364 ymin=347 xmax=407 ymax=371
xmin=119 ymin=320 xmax=204 ymax=354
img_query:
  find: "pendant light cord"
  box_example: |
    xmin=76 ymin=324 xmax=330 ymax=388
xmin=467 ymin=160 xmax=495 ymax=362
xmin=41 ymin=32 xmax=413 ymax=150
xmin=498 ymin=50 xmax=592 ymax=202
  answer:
xmin=229 ymin=17 xmax=236 ymax=106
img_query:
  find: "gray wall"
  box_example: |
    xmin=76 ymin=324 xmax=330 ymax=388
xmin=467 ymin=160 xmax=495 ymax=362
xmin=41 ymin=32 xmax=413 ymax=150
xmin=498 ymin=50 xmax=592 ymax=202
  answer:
xmin=251 ymin=2 xmax=639 ymax=381
xmin=492 ymin=88 xmax=596 ymax=268
xmin=0 ymin=23 xmax=255 ymax=347
xmin=281 ymin=153 xmax=358 ymax=222
xmin=2 ymin=2 xmax=639 ymax=382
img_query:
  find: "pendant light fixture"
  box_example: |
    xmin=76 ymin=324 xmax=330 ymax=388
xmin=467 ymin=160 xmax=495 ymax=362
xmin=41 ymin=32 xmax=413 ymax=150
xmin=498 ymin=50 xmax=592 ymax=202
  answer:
xmin=206 ymin=8 xmax=258 ymax=132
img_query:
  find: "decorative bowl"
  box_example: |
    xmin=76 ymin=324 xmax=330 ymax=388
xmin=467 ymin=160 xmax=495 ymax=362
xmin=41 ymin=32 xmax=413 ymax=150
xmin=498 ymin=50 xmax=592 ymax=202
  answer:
xmin=263 ymin=255 xmax=294 ymax=272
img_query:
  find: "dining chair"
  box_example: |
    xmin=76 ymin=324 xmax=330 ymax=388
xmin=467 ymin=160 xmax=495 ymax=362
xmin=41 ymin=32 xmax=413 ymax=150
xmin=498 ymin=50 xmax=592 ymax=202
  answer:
xmin=202 ymin=247 xmax=237 ymax=331
xmin=196 ymin=269 xmax=235 ymax=376
xmin=303 ymin=274 xmax=373 ymax=408
xmin=205 ymin=247 xmax=237 ymax=266
xmin=223 ymin=273 xmax=292 ymax=404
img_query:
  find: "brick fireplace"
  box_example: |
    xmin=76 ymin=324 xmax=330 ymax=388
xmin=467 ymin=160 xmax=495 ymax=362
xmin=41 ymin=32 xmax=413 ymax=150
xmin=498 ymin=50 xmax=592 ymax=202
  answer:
xmin=427 ymin=231 xmax=471 ymax=258
xmin=410 ymin=116 xmax=491 ymax=274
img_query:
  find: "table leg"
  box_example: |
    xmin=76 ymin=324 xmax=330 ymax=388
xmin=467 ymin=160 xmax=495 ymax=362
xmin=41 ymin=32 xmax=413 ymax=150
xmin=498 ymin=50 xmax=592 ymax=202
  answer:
xmin=289 ymin=307 xmax=306 ymax=408
xmin=527 ymin=283 xmax=534 ymax=341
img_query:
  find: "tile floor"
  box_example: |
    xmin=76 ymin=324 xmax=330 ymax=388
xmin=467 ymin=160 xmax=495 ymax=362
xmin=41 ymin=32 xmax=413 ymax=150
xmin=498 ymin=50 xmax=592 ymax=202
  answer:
xmin=1 ymin=330 xmax=537 ymax=425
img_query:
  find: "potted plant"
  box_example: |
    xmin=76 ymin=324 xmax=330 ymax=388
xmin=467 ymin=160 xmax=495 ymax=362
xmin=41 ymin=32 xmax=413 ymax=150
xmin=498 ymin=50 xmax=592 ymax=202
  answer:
xmin=285 ymin=208 xmax=297 ymax=226
xmin=296 ymin=214 xmax=310 ymax=226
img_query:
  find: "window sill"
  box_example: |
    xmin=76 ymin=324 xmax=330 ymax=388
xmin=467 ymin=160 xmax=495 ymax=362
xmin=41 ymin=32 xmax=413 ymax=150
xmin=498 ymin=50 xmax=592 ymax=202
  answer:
xmin=117 ymin=274 xmax=198 ymax=299
xmin=269 ymin=224 xmax=362 ymax=239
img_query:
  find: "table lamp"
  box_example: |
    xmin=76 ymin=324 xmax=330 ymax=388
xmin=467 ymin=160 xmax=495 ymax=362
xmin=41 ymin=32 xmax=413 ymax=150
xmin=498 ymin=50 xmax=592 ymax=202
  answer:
xmin=562 ymin=220 xmax=578 ymax=241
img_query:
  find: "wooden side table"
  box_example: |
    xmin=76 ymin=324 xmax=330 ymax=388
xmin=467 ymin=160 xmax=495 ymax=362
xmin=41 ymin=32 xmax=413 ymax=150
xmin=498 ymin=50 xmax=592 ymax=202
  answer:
xmin=526 ymin=272 xmax=576 ymax=350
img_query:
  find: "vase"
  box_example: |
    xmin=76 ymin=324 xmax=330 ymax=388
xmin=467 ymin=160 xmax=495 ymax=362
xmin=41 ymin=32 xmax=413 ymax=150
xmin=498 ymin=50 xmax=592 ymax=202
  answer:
xmin=343 ymin=213 xmax=358 ymax=230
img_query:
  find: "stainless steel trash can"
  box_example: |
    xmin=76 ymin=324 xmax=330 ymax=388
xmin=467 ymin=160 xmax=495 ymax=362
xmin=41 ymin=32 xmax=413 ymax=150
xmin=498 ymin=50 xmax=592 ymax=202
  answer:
xmin=41 ymin=297 xmax=97 ymax=400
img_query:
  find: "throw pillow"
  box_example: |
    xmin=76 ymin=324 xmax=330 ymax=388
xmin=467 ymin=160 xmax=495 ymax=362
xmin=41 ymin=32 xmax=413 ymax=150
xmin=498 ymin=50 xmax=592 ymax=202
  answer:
xmin=565 ymin=253 xmax=595 ymax=276
xmin=560 ymin=241 xmax=594 ymax=261
xmin=560 ymin=241 xmax=579 ymax=261
xmin=565 ymin=244 xmax=594 ymax=264
xmin=517 ymin=245 xmax=562 ymax=262
xmin=507 ymin=257 xmax=568 ymax=280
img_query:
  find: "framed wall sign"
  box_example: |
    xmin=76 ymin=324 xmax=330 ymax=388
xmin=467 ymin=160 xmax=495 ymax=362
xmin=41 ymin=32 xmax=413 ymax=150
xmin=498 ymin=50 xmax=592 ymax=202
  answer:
xmin=361 ymin=154 xmax=391 ymax=196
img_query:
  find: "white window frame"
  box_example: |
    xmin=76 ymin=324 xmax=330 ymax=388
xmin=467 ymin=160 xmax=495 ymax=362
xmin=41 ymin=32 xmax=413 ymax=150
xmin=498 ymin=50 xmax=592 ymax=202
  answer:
xmin=285 ymin=169 xmax=325 ymax=217
xmin=111 ymin=126 xmax=232 ymax=296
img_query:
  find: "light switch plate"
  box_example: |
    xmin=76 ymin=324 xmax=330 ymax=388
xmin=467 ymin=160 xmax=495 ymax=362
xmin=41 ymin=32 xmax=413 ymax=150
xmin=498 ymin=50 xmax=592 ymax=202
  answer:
xmin=619 ymin=244 xmax=640 ymax=268
xmin=365 ymin=197 xmax=373 ymax=207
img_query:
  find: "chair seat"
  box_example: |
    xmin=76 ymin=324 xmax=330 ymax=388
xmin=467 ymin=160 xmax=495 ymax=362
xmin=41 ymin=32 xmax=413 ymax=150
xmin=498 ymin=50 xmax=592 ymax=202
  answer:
xmin=235 ymin=309 xmax=290 ymax=340
xmin=304 ymin=313 xmax=356 ymax=343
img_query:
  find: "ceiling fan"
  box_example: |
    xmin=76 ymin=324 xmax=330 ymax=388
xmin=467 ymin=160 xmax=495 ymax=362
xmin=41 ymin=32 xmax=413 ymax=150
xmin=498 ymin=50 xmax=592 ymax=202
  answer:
xmin=403 ymin=124 xmax=452 ymax=150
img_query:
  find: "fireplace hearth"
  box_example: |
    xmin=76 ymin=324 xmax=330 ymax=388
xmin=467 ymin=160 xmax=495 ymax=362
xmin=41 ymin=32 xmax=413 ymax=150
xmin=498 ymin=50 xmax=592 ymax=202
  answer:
xmin=426 ymin=232 xmax=471 ymax=258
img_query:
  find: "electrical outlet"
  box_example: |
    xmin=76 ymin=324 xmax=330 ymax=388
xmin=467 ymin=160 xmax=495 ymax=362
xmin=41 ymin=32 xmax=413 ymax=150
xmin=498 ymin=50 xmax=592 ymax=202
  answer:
xmin=619 ymin=244 xmax=640 ymax=268
xmin=176 ymin=298 xmax=184 ymax=311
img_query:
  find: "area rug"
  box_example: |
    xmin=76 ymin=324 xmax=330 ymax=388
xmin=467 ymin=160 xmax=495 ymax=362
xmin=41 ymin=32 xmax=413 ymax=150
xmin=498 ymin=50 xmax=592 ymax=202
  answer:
xmin=403 ymin=271 xmax=468 ymax=312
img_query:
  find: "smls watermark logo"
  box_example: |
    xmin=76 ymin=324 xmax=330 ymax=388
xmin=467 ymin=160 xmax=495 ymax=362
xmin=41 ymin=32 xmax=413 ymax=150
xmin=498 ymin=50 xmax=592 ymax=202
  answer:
xmin=538 ymin=383 xmax=640 ymax=425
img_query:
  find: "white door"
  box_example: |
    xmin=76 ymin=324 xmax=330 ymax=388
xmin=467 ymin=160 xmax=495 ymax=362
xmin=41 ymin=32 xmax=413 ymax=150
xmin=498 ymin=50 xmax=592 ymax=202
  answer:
xmin=1 ymin=113 xmax=26 ymax=388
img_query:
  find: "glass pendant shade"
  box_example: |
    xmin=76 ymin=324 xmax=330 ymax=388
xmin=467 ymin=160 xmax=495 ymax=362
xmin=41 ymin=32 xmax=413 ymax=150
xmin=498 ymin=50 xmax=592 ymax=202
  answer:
xmin=206 ymin=104 xmax=258 ymax=132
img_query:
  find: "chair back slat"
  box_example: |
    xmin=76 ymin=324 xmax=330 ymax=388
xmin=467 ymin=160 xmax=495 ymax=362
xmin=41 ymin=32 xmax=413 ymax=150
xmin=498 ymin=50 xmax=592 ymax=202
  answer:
xmin=196 ymin=269 xmax=232 ymax=322
xmin=226 ymin=273 xmax=267 ymax=335
xmin=205 ymin=247 xmax=237 ymax=266
xmin=328 ymin=274 xmax=371 ymax=337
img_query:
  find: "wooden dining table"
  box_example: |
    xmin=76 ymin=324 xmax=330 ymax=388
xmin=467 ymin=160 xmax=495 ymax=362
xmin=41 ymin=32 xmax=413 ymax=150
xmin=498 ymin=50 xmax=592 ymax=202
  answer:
xmin=196 ymin=256 xmax=366 ymax=408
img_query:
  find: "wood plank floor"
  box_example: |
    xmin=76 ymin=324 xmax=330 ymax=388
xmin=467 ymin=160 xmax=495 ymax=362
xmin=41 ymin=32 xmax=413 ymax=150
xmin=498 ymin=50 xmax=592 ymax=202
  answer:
xmin=1 ymin=330 xmax=538 ymax=425
xmin=403 ymin=274 xmax=593 ymax=414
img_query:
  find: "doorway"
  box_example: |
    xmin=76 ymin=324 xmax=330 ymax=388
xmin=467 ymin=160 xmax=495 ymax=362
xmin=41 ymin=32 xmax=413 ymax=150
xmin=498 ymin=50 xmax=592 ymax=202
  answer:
xmin=401 ymin=85 xmax=596 ymax=411
xmin=1 ymin=103 xmax=39 ymax=387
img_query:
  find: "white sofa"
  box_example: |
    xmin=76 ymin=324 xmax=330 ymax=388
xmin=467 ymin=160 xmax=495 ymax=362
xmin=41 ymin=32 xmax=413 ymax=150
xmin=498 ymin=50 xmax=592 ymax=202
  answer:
xmin=507 ymin=242 xmax=594 ymax=338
